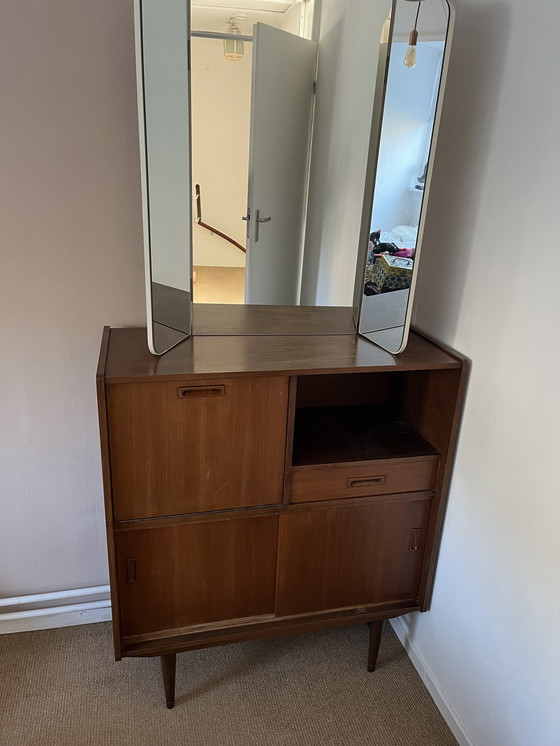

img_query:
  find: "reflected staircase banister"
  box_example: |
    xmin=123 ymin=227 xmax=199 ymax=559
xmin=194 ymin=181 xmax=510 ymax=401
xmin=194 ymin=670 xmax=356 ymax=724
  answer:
xmin=194 ymin=184 xmax=246 ymax=254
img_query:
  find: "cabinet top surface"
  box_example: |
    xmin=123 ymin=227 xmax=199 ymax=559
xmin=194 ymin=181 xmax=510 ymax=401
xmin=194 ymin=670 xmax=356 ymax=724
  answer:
xmin=100 ymin=305 xmax=464 ymax=383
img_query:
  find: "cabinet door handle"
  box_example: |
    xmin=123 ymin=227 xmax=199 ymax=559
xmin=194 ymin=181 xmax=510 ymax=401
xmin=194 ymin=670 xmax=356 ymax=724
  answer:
xmin=127 ymin=558 xmax=138 ymax=583
xmin=346 ymin=476 xmax=386 ymax=489
xmin=178 ymin=385 xmax=225 ymax=399
xmin=409 ymin=528 xmax=421 ymax=551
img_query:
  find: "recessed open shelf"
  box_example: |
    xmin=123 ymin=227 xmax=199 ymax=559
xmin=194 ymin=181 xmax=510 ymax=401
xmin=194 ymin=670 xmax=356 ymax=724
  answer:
xmin=291 ymin=404 xmax=440 ymax=467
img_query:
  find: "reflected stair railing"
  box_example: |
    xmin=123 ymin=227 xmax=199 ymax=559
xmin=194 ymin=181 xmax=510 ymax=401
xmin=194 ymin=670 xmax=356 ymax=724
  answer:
xmin=194 ymin=184 xmax=246 ymax=254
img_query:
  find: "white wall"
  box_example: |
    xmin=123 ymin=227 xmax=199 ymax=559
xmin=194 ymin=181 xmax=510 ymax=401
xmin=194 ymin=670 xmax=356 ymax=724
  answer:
xmin=191 ymin=37 xmax=250 ymax=268
xmin=0 ymin=0 xmax=144 ymax=596
xmin=403 ymin=0 xmax=560 ymax=744
xmin=300 ymin=0 xmax=390 ymax=306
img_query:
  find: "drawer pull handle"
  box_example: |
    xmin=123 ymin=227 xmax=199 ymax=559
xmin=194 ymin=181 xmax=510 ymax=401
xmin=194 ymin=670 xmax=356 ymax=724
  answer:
xmin=409 ymin=528 xmax=421 ymax=551
xmin=346 ymin=476 xmax=386 ymax=489
xmin=127 ymin=558 xmax=138 ymax=583
xmin=178 ymin=385 xmax=225 ymax=399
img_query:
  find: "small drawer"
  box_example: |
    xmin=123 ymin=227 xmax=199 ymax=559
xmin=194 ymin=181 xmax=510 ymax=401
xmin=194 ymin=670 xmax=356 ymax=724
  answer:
xmin=289 ymin=457 xmax=439 ymax=504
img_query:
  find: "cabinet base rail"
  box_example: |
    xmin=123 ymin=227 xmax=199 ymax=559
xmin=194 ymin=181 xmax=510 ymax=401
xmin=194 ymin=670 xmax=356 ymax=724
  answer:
xmin=120 ymin=602 xmax=420 ymax=659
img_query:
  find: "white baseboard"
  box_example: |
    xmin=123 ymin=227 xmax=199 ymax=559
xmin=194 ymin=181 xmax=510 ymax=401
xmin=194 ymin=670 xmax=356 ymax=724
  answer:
xmin=390 ymin=617 xmax=474 ymax=746
xmin=0 ymin=585 xmax=112 ymax=635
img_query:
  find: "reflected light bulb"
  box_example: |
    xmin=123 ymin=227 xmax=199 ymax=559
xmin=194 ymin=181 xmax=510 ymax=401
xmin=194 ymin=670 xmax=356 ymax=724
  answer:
xmin=404 ymin=28 xmax=418 ymax=68
xmin=404 ymin=45 xmax=416 ymax=68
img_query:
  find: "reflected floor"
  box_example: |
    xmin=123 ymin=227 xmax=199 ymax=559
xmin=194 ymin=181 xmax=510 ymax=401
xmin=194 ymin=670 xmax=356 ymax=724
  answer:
xmin=193 ymin=265 xmax=245 ymax=304
xmin=360 ymin=288 xmax=408 ymax=333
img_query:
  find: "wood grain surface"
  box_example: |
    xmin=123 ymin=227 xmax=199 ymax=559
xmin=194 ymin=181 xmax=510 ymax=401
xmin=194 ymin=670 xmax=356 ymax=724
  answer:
xmin=107 ymin=376 xmax=289 ymax=520
xmin=192 ymin=303 xmax=357 ymax=336
xmin=276 ymin=496 xmax=432 ymax=616
xmin=116 ymin=515 xmax=279 ymax=636
xmin=103 ymin=325 xmax=461 ymax=384
xmin=289 ymin=457 xmax=439 ymax=503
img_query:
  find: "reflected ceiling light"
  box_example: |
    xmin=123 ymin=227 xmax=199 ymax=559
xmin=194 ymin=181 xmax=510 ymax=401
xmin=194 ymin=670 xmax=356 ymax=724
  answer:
xmin=404 ymin=1 xmax=422 ymax=68
xmin=224 ymin=17 xmax=244 ymax=61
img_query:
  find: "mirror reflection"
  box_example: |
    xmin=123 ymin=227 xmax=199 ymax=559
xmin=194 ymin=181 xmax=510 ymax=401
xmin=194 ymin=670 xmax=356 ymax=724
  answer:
xmin=190 ymin=2 xmax=316 ymax=305
xmin=136 ymin=0 xmax=193 ymax=354
xmin=357 ymin=0 xmax=453 ymax=353
xmin=136 ymin=0 xmax=454 ymax=355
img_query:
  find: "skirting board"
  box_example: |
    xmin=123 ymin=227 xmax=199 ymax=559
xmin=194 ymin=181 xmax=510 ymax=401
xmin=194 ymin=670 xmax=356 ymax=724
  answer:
xmin=0 ymin=585 xmax=111 ymax=635
xmin=390 ymin=617 xmax=474 ymax=746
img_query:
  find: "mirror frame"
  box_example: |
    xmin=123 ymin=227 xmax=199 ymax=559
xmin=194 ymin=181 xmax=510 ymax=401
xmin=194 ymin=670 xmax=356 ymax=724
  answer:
xmin=134 ymin=0 xmax=456 ymax=355
xmin=134 ymin=0 xmax=194 ymax=356
xmin=353 ymin=0 xmax=456 ymax=354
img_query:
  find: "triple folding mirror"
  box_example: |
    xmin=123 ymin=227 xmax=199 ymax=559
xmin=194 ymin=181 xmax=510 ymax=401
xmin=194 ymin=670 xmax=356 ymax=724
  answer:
xmin=134 ymin=0 xmax=454 ymax=354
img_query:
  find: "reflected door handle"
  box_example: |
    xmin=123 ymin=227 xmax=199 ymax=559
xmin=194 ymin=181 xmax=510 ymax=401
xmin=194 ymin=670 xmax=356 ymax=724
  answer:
xmin=254 ymin=209 xmax=271 ymax=243
xmin=242 ymin=210 xmax=250 ymax=241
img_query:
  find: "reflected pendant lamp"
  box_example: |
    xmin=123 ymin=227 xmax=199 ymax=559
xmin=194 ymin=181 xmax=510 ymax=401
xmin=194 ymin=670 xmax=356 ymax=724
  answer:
xmin=404 ymin=2 xmax=422 ymax=68
xmin=224 ymin=17 xmax=244 ymax=61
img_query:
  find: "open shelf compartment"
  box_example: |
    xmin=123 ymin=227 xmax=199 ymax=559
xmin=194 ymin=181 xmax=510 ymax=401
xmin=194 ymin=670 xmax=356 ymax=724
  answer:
xmin=292 ymin=404 xmax=439 ymax=467
xmin=290 ymin=371 xmax=444 ymax=469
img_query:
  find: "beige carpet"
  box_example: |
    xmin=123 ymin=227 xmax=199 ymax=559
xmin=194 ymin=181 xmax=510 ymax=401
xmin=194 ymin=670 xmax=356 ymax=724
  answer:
xmin=0 ymin=622 xmax=457 ymax=746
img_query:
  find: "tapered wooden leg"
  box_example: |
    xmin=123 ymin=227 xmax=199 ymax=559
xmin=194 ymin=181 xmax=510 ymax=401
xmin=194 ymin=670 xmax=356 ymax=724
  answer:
xmin=160 ymin=654 xmax=176 ymax=709
xmin=367 ymin=620 xmax=384 ymax=672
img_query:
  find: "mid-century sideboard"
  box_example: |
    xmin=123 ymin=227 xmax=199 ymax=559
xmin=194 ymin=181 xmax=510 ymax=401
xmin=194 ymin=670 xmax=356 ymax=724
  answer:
xmin=96 ymin=305 xmax=468 ymax=708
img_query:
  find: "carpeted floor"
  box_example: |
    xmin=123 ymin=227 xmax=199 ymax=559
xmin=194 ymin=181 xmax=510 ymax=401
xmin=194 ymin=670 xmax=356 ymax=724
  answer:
xmin=0 ymin=622 xmax=457 ymax=746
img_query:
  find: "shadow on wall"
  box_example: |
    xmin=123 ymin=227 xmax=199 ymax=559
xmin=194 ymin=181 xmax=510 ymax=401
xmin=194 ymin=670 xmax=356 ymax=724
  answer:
xmin=299 ymin=16 xmax=343 ymax=306
xmin=413 ymin=2 xmax=513 ymax=340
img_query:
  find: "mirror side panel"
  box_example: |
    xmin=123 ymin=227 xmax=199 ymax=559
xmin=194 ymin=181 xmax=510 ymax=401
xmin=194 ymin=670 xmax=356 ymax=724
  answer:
xmin=134 ymin=0 xmax=193 ymax=355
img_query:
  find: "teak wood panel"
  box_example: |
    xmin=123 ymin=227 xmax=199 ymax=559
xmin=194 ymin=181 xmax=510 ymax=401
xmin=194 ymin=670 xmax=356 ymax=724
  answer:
xmin=289 ymin=457 xmax=439 ymax=503
xmin=96 ymin=327 xmax=122 ymax=658
xmin=122 ymin=600 xmax=422 ymax=657
xmin=116 ymin=515 xmax=279 ymax=636
xmin=192 ymin=304 xmax=358 ymax=336
xmin=399 ymin=363 xmax=469 ymax=609
xmin=103 ymin=325 xmax=461 ymax=384
xmin=276 ymin=496 xmax=432 ymax=616
xmin=295 ymin=372 xmax=396 ymax=408
xmin=399 ymin=369 xmax=464 ymax=456
xmin=107 ymin=376 xmax=289 ymax=520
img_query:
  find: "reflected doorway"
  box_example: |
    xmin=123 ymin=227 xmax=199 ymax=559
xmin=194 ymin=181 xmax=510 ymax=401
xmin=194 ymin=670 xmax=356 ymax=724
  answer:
xmin=190 ymin=1 xmax=315 ymax=305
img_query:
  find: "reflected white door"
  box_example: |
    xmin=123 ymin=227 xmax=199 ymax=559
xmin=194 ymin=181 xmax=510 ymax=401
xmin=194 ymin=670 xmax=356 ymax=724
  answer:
xmin=245 ymin=24 xmax=317 ymax=305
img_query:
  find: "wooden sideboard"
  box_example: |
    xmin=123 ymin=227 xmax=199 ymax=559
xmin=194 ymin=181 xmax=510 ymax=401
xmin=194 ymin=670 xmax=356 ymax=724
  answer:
xmin=96 ymin=305 xmax=468 ymax=708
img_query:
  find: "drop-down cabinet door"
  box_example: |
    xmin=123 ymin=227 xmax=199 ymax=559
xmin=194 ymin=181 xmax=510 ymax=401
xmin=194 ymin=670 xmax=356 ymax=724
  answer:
xmin=107 ymin=376 xmax=289 ymax=520
xmin=276 ymin=495 xmax=433 ymax=617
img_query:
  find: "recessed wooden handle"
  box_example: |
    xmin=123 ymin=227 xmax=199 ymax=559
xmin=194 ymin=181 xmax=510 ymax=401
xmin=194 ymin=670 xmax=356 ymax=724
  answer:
xmin=127 ymin=558 xmax=138 ymax=583
xmin=346 ymin=476 xmax=386 ymax=489
xmin=409 ymin=528 xmax=421 ymax=551
xmin=178 ymin=385 xmax=225 ymax=399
